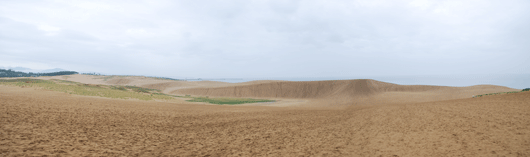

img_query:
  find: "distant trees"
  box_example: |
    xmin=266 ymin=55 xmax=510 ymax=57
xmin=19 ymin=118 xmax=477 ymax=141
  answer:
xmin=523 ymin=88 xmax=530 ymax=92
xmin=80 ymin=73 xmax=181 ymax=81
xmin=82 ymin=72 xmax=103 ymax=75
xmin=0 ymin=69 xmax=78 ymax=77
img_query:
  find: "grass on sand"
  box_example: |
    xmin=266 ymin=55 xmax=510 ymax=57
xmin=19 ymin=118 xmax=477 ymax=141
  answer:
xmin=0 ymin=79 xmax=275 ymax=104
xmin=0 ymin=79 xmax=174 ymax=101
xmin=473 ymin=89 xmax=529 ymax=98
xmin=186 ymin=97 xmax=275 ymax=105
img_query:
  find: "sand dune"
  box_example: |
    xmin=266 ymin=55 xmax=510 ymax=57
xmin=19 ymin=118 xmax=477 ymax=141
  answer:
xmin=1 ymin=84 xmax=528 ymax=156
xmin=172 ymin=79 xmax=516 ymax=101
xmin=31 ymin=74 xmax=109 ymax=85
xmin=15 ymin=75 xmax=519 ymax=107
xmin=32 ymin=74 xmax=237 ymax=93
xmin=172 ymin=79 xmax=391 ymax=98
xmin=105 ymin=78 xmax=132 ymax=85
xmin=34 ymin=75 xmax=516 ymax=104
xmin=171 ymin=79 xmax=517 ymax=107
xmin=2 ymin=76 xmax=526 ymax=156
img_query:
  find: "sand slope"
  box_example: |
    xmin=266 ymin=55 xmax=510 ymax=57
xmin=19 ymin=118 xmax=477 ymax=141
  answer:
xmin=29 ymin=75 xmax=516 ymax=104
xmin=1 ymin=85 xmax=529 ymax=156
xmin=172 ymin=79 xmax=516 ymax=101
xmin=9 ymin=75 xmax=518 ymax=107
xmin=28 ymin=74 xmax=237 ymax=93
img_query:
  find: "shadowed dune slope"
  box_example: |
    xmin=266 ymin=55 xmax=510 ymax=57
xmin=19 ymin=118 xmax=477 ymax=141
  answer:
xmin=171 ymin=79 xmax=516 ymax=100
xmin=172 ymin=79 xmax=385 ymax=98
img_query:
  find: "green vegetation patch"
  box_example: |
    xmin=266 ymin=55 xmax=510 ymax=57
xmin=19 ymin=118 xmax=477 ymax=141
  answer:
xmin=125 ymin=86 xmax=161 ymax=93
xmin=110 ymin=86 xmax=127 ymax=91
xmin=152 ymin=92 xmax=183 ymax=98
xmin=473 ymin=90 xmax=525 ymax=98
xmin=186 ymin=97 xmax=275 ymax=105
xmin=0 ymin=78 xmax=49 ymax=83
xmin=523 ymin=88 xmax=530 ymax=92
xmin=51 ymin=79 xmax=79 ymax=84
xmin=0 ymin=79 xmax=174 ymax=101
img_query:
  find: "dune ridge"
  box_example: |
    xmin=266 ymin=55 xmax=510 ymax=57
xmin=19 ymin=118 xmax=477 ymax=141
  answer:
xmin=21 ymin=74 xmax=518 ymax=106
xmin=171 ymin=79 xmax=515 ymax=100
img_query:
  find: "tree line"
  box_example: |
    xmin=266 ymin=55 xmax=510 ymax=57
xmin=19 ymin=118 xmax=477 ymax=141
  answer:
xmin=0 ymin=69 xmax=78 ymax=77
xmin=81 ymin=73 xmax=182 ymax=81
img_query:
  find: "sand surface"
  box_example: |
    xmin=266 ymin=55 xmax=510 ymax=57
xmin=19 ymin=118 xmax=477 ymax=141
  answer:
xmin=34 ymin=74 xmax=267 ymax=93
xmin=1 ymin=77 xmax=529 ymax=156
xmin=173 ymin=79 xmax=517 ymax=107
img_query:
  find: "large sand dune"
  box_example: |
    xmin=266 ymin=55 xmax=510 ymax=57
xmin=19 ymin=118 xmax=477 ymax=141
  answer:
xmin=29 ymin=75 xmax=518 ymax=107
xmin=172 ymin=79 xmax=516 ymax=105
xmin=36 ymin=75 xmax=516 ymax=104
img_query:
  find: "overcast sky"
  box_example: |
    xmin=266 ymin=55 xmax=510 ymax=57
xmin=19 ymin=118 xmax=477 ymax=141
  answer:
xmin=1 ymin=0 xmax=529 ymax=78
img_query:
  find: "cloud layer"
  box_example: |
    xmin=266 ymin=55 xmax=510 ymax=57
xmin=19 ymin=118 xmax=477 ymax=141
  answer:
xmin=1 ymin=0 xmax=529 ymax=78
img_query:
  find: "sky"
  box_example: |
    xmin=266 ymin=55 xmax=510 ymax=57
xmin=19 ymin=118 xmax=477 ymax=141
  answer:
xmin=1 ymin=0 xmax=529 ymax=79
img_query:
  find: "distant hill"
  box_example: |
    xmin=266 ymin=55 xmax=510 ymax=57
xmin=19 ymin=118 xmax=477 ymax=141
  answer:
xmin=0 ymin=69 xmax=78 ymax=77
xmin=0 ymin=67 xmax=70 ymax=73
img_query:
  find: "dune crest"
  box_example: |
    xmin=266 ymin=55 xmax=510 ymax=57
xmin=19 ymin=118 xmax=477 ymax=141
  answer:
xmin=172 ymin=79 xmax=515 ymax=101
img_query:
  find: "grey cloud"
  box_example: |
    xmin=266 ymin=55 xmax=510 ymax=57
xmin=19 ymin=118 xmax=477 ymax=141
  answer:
xmin=0 ymin=0 xmax=529 ymax=78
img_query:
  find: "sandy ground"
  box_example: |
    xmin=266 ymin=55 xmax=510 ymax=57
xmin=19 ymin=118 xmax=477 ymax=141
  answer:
xmin=34 ymin=75 xmax=110 ymax=85
xmin=33 ymin=74 xmax=268 ymax=94
xmin=1 ymin=76 xmax=529 ymax=156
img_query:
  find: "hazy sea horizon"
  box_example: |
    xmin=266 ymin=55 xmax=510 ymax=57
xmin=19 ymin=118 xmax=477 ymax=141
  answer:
xmin=189 ymin=74 xmax=530 ymax=89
